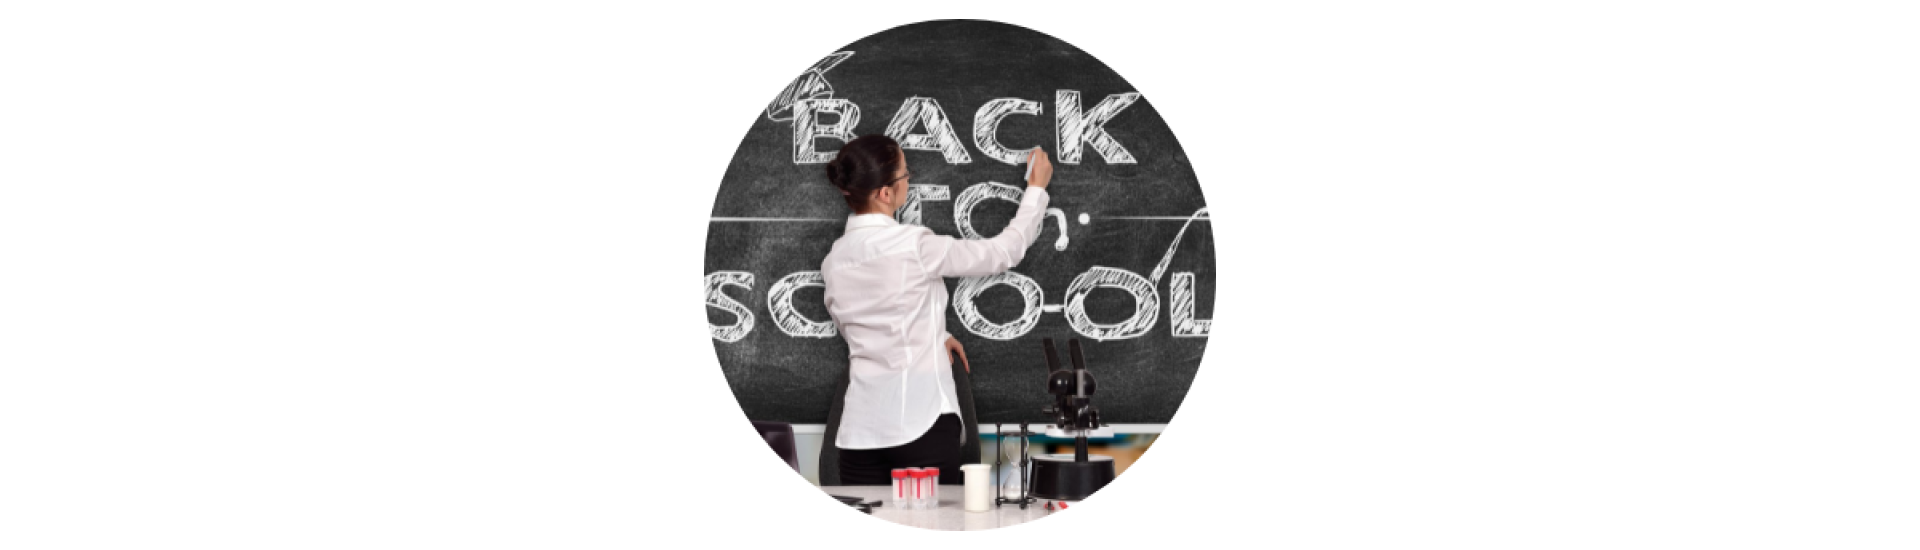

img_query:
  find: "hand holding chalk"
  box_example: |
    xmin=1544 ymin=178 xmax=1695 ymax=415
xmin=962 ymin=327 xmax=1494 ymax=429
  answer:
xmin=1025 ymin=147 xmax=1053 ymax=189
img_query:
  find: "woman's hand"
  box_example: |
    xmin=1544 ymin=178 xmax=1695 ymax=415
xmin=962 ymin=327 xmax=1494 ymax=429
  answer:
xmin=1026 ymin=147 xmax=1053 ymax=189
xmin=945 ymin=335 xmax=970 ymax=373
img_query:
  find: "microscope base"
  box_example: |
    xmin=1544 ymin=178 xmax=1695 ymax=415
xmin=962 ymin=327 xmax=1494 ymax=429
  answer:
xmin=1029 ymin=453 xmax=1115 ymax=501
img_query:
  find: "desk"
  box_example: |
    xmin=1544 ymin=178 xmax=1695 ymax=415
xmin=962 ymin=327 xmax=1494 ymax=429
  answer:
xmin=817 ymin=485 xmax=1060 ymax=531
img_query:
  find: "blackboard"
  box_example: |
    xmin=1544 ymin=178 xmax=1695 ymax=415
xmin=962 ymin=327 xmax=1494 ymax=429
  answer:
xmin=704 ymin=20 xmax=1214 ymax=426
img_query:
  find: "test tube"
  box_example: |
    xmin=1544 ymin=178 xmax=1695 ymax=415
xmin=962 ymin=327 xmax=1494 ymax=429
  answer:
xmin=891 ymin=469 xmax=909 ymax=509
xmin=924 ymin=467 xmax=939 ymax=509
xmin=909 ymin=468 xmax=930 ymax=509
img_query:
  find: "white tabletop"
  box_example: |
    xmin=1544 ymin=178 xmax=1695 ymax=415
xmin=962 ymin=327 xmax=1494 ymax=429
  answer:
xmin=816 ymin=485 xmax=1063 ymax=531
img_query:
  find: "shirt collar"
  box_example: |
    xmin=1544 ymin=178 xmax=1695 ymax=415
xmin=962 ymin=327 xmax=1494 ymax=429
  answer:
xmin=845 ymin=213 xmax=898 ymax=233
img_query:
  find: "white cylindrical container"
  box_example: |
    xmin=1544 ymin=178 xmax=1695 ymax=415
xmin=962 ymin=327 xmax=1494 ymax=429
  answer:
xmin=890 ymin=469 xmax=909 ymax=509
xmin=960 ymin=464 xmax=991 ymax=512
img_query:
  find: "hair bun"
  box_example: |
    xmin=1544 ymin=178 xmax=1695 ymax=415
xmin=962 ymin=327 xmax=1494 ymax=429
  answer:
xmin=824 ymin=157 xmax=847 ymax=189
xmin=823 ymin=135 xmax=903 ymax=208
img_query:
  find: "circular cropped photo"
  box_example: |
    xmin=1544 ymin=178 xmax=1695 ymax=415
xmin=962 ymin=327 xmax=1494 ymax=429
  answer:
xmin=702 ymin=19 xmax=1215 ymax=530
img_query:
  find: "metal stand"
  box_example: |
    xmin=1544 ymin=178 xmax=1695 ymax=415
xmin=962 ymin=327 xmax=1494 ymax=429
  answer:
xmin=992 ymin=422 xmax=1037 ymax=509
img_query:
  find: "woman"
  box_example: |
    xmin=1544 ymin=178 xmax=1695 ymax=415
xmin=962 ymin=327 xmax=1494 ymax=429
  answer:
xmin=820 ymin=135 xmax=1053 ymax=485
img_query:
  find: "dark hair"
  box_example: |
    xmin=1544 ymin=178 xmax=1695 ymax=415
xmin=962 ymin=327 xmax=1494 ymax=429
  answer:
xmin=824 ymin=134 xmax=904 ymax=211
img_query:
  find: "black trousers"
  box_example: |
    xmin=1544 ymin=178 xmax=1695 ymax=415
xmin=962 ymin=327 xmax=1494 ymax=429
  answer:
xmin=837 ymin=413 xmax=964 ymax=486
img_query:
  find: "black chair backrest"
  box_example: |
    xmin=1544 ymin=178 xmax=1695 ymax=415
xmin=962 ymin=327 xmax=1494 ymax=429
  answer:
xmin=752 ymin=420 xmax=800 ymax=473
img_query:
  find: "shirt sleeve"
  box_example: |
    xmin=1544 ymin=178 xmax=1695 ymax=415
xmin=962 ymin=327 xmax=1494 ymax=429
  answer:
xmin=918 ymin=187 xmax=1050 ymax=278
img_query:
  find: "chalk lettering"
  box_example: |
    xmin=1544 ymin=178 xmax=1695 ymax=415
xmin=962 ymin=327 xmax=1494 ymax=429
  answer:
xmin=972 ymin=98 xmax=1043 ymax=165
xmin=1055 ymin=90 xmax=1141 ymax=165
xmin=1044 ymin=208 xmax=1070 ymax=251
xmin=1170 ymin=272 xmax=1212 ymax=338
xmin=952 ymin=271 xmax=1045 ymax=340
xmin=705 ymin=271 xmax=756 ymax=342
xmin=953 ymin=182 xmax=1024 ymax=239
xmin=1062 ymin=266 xmax=1158 ymax=340
xmin=896 ymin=184 xmax=951 ymax=227
xmin=767 ymin=271 xmax=835 ymax=338
xmin=792 ymin=98 xmax=861 ymax=164
xmin=884 ymin=97 xmax=972 ymax=164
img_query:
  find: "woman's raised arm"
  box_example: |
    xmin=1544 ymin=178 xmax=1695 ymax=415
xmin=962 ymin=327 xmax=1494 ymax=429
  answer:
xmin=917 ymin=148 xmax=1054 ymax=278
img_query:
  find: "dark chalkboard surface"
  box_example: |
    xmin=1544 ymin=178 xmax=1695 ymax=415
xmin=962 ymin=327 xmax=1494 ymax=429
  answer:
xmin=704 ymin=20 xmax=1214 ymax=426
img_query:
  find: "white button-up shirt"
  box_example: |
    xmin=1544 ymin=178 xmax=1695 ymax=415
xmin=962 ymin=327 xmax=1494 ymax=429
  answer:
xmin=822 ymin=187 xmax=1051 ymax=450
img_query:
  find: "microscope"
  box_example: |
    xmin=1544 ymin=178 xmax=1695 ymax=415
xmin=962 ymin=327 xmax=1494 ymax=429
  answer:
xmin=1029 ymin=338 xmax=1116 ymax=501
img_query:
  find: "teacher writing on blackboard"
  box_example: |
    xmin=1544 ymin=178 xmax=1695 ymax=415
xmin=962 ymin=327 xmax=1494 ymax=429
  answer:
xmin=820 ymin=135 xmax=1053 ymax=485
